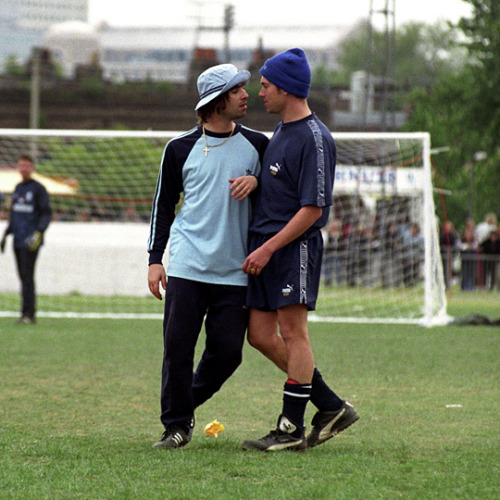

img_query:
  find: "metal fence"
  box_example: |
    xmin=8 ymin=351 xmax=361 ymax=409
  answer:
xmin=441 ymin=252 xmax=500 ymax=291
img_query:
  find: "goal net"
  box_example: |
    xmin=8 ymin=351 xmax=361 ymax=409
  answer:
xmin=0 ymin=129 xmax=448 ymax=325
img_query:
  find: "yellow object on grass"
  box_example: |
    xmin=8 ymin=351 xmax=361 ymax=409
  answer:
xmin=204 ymin=420 xmax=225 ymax=438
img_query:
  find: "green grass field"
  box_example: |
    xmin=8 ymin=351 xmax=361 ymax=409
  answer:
xmin=1 ymin=292 xmax=499 ymax=499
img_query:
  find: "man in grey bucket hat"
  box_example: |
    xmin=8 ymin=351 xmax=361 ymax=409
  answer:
xmin=148 ymin=63 xmax=268 ymax=449
xmin=195 ymin=64 xmax=250 ymax=110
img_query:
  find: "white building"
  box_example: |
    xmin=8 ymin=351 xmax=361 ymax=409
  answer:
xmin=0 ymin=0 xmax=87 ymax=65
xmin=96 ymin=24 xmax=350 ymax=83
xmin=2 ymin=0 xmax=87 ymax=30
xmin=45 ymin=21 xmax=100 ymax=77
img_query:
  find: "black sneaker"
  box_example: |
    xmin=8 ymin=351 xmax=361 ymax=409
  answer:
xmin=306 ymin=401 xmax=359 ymax=448
xmin=152 ymin=424 xmax=191 ymax=449
xmin=187 ymin=416 xmax=195 ymax=441
xmin=241 ymin=414 xmax=306 ymax=452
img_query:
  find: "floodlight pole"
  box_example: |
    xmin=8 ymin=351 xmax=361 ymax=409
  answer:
xmin=194 ymin=4 xmax=234 ymax=63
xmin=30 ymin=47 xmax=41 ymax=130
xmin=364 ymin=0 xmax=396 ymax=131
xmin=29 ymin=47 xmax=43 ymax=161
xmin=223 ymin=4 xmax=234 ymax=62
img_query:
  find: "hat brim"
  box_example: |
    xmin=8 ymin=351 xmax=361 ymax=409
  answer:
xmin=195 ymin=70 xmax=250 ymax=110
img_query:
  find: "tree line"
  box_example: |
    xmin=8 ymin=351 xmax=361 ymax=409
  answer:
xmin=312 ymin=0 xmax=499 ymax=230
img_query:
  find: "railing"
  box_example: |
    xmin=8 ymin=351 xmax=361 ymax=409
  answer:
xmin=321 ymin=246 xmax=500 ymax=292
xmin=441 ymin=252 xmax=500 ymax=291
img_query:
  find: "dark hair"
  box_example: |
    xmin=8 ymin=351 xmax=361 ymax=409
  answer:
xmin=197 ymin=92 xmax=231 ymax=124
xmin=18 ymin=154 xmax=34 ymax=164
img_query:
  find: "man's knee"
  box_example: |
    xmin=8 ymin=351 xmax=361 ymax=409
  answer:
xmin=247 ymin=329 xmax=267 ymax=351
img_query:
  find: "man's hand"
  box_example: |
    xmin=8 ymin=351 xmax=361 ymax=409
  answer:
xmin=148 ymin=263 xmax=167 ymax=300
xmin=229 ymin=175 xmax=258 ymax=201
xmin=242 ymin=244 xmax=274 ymax=276
xmin=242 ymin=206 xmax=323 ymax=276
xmin=25 ymin=231 xmax=42 ymax=251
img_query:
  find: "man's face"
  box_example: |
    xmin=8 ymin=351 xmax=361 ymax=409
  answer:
xmin=17 ymin=159 xmax=34 ymax=182
xmin=259 ymin=77 xmax=285 ymax=114
xmin=219 ymin=83 xmax=249 ymax=120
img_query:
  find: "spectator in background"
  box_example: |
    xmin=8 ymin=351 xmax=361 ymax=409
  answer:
xmin=0 ymin=155 xmax=52 ymax=324
xmin=476 ymin=213 xmax=497 ymax=245
xmin=359 ymin=223 xmax=380 ymax=287
xmin=401 ymin=222 xmax=424 ymax=287
xmin=323 ymin=218 xmax=345 ymax=286
xmin=381 ymin=220 xmax=403 ymax=288
xmin=459 ymin=219 xmax=479 ymax=291
xmin=439 ymin=220 xmax=460 ymax=290
xmin=497 ymin=225 xmax=500 ymax=292
xmin=480 ymin=229 xmax=500 ymax=291
xmin=346 ymin=222 xmax=365 ymax=287
xmin=121 ymin=204 xmax=142 ymax=222
xmin=475 ymin=213 xmax=498 ymax=288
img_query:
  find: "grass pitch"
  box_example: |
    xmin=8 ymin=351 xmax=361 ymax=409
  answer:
xmin=0 ymin=293 xmax=499 ymax=499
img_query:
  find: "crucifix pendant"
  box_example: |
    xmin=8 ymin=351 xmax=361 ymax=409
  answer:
xmin=203 ymin=146 xmax=210 ymax=157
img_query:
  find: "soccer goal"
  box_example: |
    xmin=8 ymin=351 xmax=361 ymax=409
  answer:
xmin=0 ymin=129 xmax=448 ymax=325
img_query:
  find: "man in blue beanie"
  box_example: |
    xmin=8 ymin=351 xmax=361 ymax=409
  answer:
xmin=242 ymin=48 xmax=358 ymax=451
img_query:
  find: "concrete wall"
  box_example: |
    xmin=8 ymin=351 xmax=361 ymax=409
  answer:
xmin=0 ymin=221 xmax=152 ymax=296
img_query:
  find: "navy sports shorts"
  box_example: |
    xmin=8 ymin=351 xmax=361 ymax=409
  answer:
xmin=246 ymin=231 xmax=324 ymax=311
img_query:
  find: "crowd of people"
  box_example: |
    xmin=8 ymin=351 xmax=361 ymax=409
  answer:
xmin=322 ymin=216 xmax=425 ymax=289
xmin=439 ymin=213 xmax=500 ymax=291
xmin=322 ymin=212 xmax=500 ymax=291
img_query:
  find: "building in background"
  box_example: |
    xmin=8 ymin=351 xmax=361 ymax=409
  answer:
xmin=0 ymin=0 xmax=88 ymax=65
xmin=44 ymin=21 xmax=100 ymax=77
xmin=0 ymin=2 xmax=407 ymax=131
xmin=0 ymin=1 xmax=347 ymax=82
xmin=95 ymin=24 xmax=347 ymax=83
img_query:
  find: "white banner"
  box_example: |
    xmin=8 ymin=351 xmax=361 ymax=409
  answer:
xmin=334 ymin=165 xmax=424 ymax=195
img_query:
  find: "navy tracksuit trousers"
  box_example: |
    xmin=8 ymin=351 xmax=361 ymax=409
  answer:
xmin=159 ymin=277 xmax=248 ymax=429
xmin=14 ymin=247 xmax=39 ymax=319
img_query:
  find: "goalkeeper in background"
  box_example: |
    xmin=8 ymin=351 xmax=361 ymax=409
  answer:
xmin=1 ymin=154 xmax=52 ymax=324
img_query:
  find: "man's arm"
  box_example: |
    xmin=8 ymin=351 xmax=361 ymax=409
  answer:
xmin=36 ymin=184 xmax=52 ymax=233
xmin=147 ymin=142 xmax=184 ymax=299
xmin=242 ymin=205 xmax=322 ymax=275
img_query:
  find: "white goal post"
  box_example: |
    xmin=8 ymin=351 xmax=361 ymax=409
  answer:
xmin=0 ymin=128 xmax=448 ymax=325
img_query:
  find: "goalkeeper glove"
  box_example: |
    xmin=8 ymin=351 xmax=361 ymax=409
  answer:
xmin=25 ymin=231 xmax=42 ymax=251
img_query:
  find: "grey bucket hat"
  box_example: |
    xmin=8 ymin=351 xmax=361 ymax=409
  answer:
xmin=195 ymin=64 xmax=250 ymax=110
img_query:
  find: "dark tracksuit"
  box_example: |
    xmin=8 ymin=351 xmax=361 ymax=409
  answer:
xmin=4 ymin=179 xmax=52 ymax=319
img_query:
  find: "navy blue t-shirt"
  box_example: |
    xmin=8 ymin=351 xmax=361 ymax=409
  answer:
xmin=6 ymin=179 xmax=52 ymax=249
xmin=249 ymin=113 xmax=336 ymax=237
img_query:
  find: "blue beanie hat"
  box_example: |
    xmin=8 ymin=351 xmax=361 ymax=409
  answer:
xmin=259 ymin=48 xmax=311 ymax=98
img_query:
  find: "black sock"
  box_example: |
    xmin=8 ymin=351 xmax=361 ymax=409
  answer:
xmin=310 ymin=368 xmax=343 ymax=412
xmin=282 ymin=379 xmax=311 ymax=431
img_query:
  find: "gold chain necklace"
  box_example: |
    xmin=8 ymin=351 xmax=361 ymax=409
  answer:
xmin=202 ymin=124 xmax=235 ymax=157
